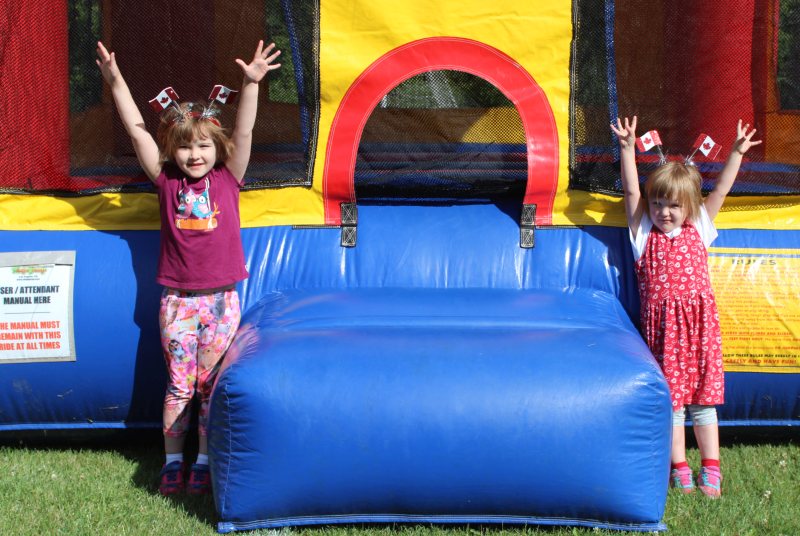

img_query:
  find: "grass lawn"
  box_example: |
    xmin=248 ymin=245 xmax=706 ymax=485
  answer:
xmin=1 ymin=428 xmax=798 ymax=536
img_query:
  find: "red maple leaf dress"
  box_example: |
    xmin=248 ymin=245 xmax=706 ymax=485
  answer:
xmin=633 ymin=209 xmax=725 ymax=409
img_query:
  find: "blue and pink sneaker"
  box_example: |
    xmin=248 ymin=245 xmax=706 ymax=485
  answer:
xmin=187 ymin=463 xmax=211 ymax=495
xmin=696 ymin=465 xmax=722 ymax=498
xmin=158 ymin=461 xmax=185 ymax=496
xmin=670 ymin=466 xmax=695 ymax=494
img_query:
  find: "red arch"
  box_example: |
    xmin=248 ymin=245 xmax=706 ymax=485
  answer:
xmin=323 ymin=37 xmax=559 ymax=225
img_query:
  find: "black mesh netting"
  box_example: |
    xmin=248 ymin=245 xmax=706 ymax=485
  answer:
xmin=355 ymin=70 xmax=527 ymax=202
xmin=2 ymin=0 xmax=318 ymax=195
xmin=571 ymin=0 xmax=800 ymax=200
xmin=4 ymin=0 xmax=799 ymax=203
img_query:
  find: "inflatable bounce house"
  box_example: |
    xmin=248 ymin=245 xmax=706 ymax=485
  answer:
xmin=1 ymin=0 xmax=799 ymax=532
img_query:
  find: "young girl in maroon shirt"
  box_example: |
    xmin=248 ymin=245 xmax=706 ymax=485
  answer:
xmin=97 ymin=39 xmax=280 ymax=496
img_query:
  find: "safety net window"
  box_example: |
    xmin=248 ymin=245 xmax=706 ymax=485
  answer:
xmin=571 ymin=0 xmax=800 ymax=198
xmin=355 ymin=70 xmax=526 ymax=202
xmin=1 ymin=0 xmax=318 ymax=195
xmin=778 ymin=0 xmax=800 ymax=110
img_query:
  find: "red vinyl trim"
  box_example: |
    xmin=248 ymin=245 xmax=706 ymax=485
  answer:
xmin=323 ymin=37 xmax=558 ymax=225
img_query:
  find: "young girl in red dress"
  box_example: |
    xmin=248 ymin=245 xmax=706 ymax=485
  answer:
xmin=611 ymin=117 xmax=760 ymax=498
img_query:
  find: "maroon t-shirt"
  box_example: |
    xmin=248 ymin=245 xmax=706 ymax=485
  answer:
xmin=154 ymin=164 xmax=248 ymax=290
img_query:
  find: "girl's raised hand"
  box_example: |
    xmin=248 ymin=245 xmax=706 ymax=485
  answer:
xmin=611 ymin=116 xmax=637 ymax=150
xmin=236 ymin=40 xmax=282 ymax=84
xmin=733 ymin=119 xmax=762 ymax=155
xmin=95 ymin=41 xmax=120 ymax=84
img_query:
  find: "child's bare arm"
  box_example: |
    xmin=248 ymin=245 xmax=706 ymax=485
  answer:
xmin=226 ymin=40 xmax=282 ymax=183
xmin=611 ymin=116 xmax=644 ymax=234
xmin=95 ymin=42 xmax=161 ymax=182
xmin=705 ymin=120 xmax=761 ymax=220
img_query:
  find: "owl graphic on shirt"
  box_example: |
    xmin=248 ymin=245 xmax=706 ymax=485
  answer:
xmin=175 ymin=179 xmax=219 ymax=230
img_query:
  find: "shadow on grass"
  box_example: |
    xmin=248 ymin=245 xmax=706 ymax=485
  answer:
xmin=0 ymin=427 xmax=218 ymax=527
xmin=719 ymin=426 xmax=800 ymax=446
xmin=676 ymin=425 xmax=800 ymax=449
xmin=289 ymin=522 xmax=592 ymax=535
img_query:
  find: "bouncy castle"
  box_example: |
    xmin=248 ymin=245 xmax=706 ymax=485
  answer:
xmin=1 ymin=0 xmax=799 ymax=532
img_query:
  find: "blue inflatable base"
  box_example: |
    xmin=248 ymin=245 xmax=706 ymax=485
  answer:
xmin=209 ymin=287 xmax=671 ymax=532
xmin=217 ymin=514 xmax=665 ymax=533
xmin=3 ymin=202 xmax=799 ymax=532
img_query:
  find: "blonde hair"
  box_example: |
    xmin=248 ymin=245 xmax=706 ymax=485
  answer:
xmin=156 ymin=103 xmax=235 ymax=164
xmin=644 ymin=162 xmax=703 ymax=223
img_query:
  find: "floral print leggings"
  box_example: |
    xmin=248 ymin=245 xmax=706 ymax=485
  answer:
xmin=159 ymin=287 xmax=240 ymax=437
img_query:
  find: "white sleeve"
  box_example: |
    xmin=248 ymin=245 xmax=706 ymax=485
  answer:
xmin=629 ymin=212 xmax=652 ymax=261
xmin=695 ymin=205 xmax=719 ymax=248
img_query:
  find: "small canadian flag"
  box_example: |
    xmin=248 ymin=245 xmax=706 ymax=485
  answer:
xmin=636 ymin=130 xmax=662 ymax=152
xmin=208 ymin=85 xmax=239 ymax=105
xmin=148 ymin=87 xmax=180 ymax=112
xmin=692 ymin=134 xmax=721 ymax=159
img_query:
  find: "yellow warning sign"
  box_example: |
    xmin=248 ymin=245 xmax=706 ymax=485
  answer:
xmin=708 ymin=247 xmax=800 ymax=373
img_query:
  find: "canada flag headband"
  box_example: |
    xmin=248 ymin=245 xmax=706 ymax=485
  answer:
xmin=635 ymin=130 xmax=722 ymax=166
xmin=686 ymin=133 xmax=722 ymax=164
xmin=148 ymin=85 xmax=239 ymax=126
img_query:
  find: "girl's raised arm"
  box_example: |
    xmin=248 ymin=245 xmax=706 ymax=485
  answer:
xmin=611 ymin=116 xmax=645 ymax=235
xmin=704 ymin=120 xmax=761 ymax=220
xmin=95 ymin=42 xmax=161 ymax=182
xmin=226 ymin=40 xmax=282 ymax=183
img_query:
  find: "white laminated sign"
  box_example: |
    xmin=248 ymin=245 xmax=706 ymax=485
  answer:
xmin=0 ymin=251 xmax=76 ymax=363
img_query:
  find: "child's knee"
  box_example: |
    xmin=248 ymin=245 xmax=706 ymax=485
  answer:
xmin=689 ymin=405 xmax=718 ymax=426
xmin=672 ymin=406 xmax=687 ymax=427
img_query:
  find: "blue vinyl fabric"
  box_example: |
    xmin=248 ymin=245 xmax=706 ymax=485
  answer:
xmin=0 ymin=229 xmax=164 ymax=430
xmin=1 ymin=214 xmax=795 ymax=433
xmin=209 ymin=202 xmax=671 ymax=532
xmin=0 ymin=210 xmax=797 ymax=431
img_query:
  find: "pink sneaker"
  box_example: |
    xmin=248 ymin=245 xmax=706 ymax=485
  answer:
xmin=670 ymin=466 xmax=694 ymax=493
xmin=696 ymin=466 xmax=722 ymax=498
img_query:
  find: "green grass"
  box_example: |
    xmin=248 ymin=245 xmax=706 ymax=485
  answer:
xmin=1 ymin=429 xmax=798 ymax=536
